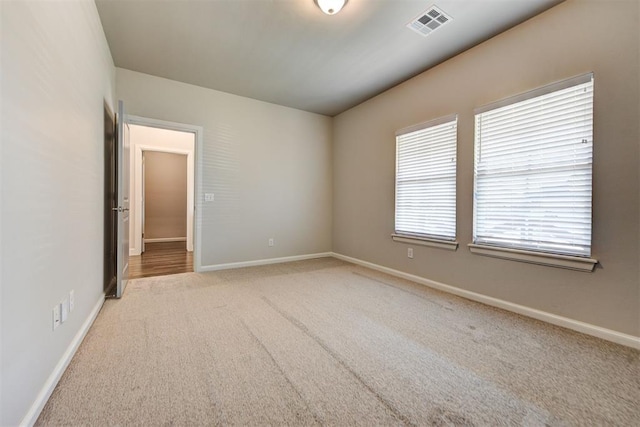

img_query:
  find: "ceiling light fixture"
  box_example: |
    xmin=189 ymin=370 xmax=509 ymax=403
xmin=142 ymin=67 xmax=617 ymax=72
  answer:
xmin=314 ymin=0 xmax=348 ymax=15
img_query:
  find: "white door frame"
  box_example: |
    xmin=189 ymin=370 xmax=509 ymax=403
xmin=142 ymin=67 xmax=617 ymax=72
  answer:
xmin=127 ymin=115 xmax=203 ymax=272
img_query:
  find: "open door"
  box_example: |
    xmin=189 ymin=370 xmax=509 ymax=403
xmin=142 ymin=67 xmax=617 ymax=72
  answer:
xmin=104 ymin=102 xmax=117 ymax=296
xmin=115 ymin=100 xmax=130 ymax=298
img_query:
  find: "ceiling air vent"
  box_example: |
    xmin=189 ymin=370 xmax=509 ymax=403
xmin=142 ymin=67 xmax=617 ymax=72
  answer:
xmin=407 ymin=6 xmax=452 ymax=37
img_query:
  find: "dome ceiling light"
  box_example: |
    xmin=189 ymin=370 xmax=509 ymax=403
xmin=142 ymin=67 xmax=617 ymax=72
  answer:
xmin=314 ymin=0 xmax=348 ymax=16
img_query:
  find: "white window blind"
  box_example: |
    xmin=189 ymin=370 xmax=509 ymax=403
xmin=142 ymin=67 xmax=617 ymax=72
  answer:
xmin=473 ymin=73 xmax=594 ymax=257
xmin=395 ymin=115 xmax=457 ymax=241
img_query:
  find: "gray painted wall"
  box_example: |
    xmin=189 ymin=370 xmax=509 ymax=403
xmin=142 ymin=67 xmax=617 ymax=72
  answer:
xmin=116 ymin=68 xmax=333 ymax=267
xmin=144 ymin=151 xmax=188 ymax=240
xmin=0 ymin=2 xmax=116 ymax=425
xmin=333 ymin=0 xmax=639 ymax=336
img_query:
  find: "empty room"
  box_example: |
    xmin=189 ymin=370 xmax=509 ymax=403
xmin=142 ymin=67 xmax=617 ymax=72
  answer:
xmin=1 ymin=0 xmax=638 ymax=425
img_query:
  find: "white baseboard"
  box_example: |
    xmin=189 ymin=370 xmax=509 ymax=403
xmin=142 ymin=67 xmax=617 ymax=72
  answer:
xmin=129 ymin=248 xmax=140 ymax=257
xmin=20 ymin=294 xmax=105 ymax=426
xmin=200 ymin=252 xmax=332 ymax=272
xmin=331 ymin=252 xmax=640 ymax=350
xmin=144 ymin=237 xmax=187 ymax=243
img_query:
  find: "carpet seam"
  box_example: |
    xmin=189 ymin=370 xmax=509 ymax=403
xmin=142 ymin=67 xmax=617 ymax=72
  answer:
xmin=238 ymin=317 xmax=325 ymax=426
xmin=261 ymin=295 xmax=415 ymax=427
xmin=351 ymin=271 xmax=454 ymax=312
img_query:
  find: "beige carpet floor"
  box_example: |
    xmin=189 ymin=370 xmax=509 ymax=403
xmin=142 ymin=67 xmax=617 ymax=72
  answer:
xmin=37 ymin=258 xmax=639 ymax=425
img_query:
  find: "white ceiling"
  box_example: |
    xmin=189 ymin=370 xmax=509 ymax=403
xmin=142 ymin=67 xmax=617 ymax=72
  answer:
xmin=96 ymin=0 xmax=563 ymax=116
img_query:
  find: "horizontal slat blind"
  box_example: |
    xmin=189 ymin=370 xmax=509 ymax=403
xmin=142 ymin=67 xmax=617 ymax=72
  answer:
xmin=473 ymin=75 xmax=594 ymax=256
xmin=395 ymin=116 xmax=457 ymax=240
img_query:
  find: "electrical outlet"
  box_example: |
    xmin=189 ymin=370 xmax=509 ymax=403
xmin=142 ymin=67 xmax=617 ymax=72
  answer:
xmin=268 ymin=238 xmax=274 ymax=247
xmin=69 ymin=290 xmax=75 ymax=312
xmin=408 ymin=248 xmax=414 ymax=259
xmin=61 ymin=298 xmax=69 ymax=323
xmin=204 ymin=193 xmax=215 ymax=202
xmin=53 ymin=305 xmax=61 ymax=330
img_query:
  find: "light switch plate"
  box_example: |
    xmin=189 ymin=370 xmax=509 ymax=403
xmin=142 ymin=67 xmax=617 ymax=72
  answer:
xmin=61 ymin=299 xmax=69 ymax=323
xmin=53 ymin=305 xmax=61 ymax=330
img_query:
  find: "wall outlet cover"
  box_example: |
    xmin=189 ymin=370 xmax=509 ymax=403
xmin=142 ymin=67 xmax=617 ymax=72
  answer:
xmin=408 ymin=248 xmax=414 ymax=259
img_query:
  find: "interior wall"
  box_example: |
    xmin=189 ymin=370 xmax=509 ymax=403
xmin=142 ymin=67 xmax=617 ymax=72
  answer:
xmin=0 ymin=1 xmax=116 ymax=425
xmin=333 ymin=0 xmax=639 ymax=336
xmin=117 ymin=68 xmax=333 ymax=267
xmin=144 ymin=151 xmax=188 ymax=240
xmin=128 ymin=124 xmax=195 ymax=255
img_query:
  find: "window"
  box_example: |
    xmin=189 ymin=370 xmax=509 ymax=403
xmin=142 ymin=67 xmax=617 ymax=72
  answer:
xmin=472 ymin=73 xmax=596 ymax=269
xmin=394 ymin=115 xmax=457 ymax=248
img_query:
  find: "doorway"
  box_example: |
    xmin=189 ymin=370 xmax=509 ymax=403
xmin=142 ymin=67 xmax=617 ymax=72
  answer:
xmin=130 ymin=150 xmax=192 ymax=278
xmin=125 ymin=116 xmax=201 ymax=278
xmin=143 ymin=151 xmax=188 ymax=249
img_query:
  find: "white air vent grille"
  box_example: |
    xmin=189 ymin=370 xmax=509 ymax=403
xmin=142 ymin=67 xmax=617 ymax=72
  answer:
xmin=407 ymin=6 xmax=452 ymax=37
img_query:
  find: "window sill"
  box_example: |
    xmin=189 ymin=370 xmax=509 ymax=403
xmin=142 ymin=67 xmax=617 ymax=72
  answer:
xmin=391 ymin=234 xmax=459 ymax=251
xmin=468 ymin=244 xmax=598 ymax=272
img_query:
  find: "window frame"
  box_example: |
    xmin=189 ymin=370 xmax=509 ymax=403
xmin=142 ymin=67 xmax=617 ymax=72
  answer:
xmin=393 ymin=114 xmax=459 ymax=251
xmin=470 ymin=73 xmax=597 ymax=271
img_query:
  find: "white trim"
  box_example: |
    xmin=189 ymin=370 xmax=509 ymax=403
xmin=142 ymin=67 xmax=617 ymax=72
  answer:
xmin=20 ymin=295 xmax=105 ymax=427
xmin=468 ymin=244 xmax=598 ymax=272
xmin=126 ymin=115 xmax=203 ymax=272
xmin=144 ymin=237 xmax=187 ymax=243
xmin=330 ymin=252 xmax=639 ymax=350
xmin=200 ymin=253 xmax=332 ymax=272
xmin=391 ymin=234 xmax=458 ymax=251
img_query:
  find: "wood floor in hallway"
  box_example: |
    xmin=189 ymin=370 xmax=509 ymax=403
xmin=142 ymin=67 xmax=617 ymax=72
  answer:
xmin=128 ymin=241 xmax=193 ymax=279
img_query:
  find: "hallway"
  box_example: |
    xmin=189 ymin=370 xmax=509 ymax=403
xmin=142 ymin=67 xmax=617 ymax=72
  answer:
xmin=129 ymin=241 xmax=193 ymax=279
